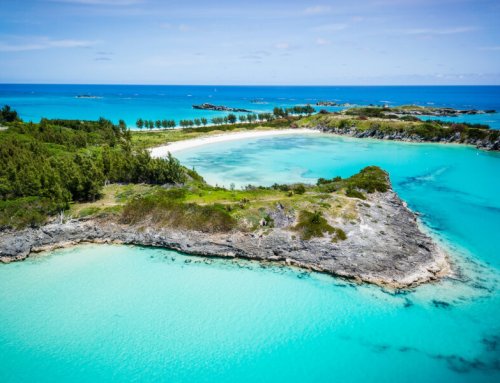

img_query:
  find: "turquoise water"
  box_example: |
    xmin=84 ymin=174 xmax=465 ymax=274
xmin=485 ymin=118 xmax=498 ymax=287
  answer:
xmin=0 ymin=244 xmax=498 ymax=382
xmin=177 ymin=135 xmax=500 ymax=268
xmin=1 ymin=84 xmax=500 ymax=129
xmin=1 ymin=135 xmax=499 ymax=382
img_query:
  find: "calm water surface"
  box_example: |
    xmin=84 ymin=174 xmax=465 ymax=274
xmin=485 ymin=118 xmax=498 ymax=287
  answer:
xmin=1 ymin=84 xmax=499 ymax=128
xmin=1 ymin=134 xmax=499 ymax=382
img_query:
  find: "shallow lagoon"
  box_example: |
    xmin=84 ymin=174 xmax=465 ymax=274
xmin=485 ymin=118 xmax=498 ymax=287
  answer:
xmin=1 ymin=134 xmax=500 ymax=382
xmin=0 ymin=244 xmax=499 ymax=382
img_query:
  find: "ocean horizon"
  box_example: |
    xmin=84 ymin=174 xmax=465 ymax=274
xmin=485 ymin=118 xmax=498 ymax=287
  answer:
xmin=2 ymin=84 xmax=500 ymax=129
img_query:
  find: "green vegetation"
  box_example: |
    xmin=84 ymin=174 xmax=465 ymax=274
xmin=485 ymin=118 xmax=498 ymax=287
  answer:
xmin=121 ymin=189 xmax=236 ymax=233
xmin=0 ymin=107 xmax=187 ymax=228
xmin=103 ymin=166 xmax=387 ymax=235
xmin=317 ymin=166 xmax=389 ymax=196
xmin=0 ymin=105 xmax=21 ymax=124
xmin=0 ymin=105 xmax=392 ymax=237
xmin=130 ymin=117 xmax=300 ymax=150
xmin=293 ymin=210 xmax=346 ymax=241
xmin=136 ymin=118 xmax=176 ymax=130
xmin=299 ymin=113 xmax=499 ymax=144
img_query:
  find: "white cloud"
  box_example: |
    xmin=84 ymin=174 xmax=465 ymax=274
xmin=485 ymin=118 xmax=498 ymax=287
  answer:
xmin=315 ymin=38 xmax=330 ymax=46
xmin=401 ymin=26 xmax=476 ymax=35
xmin=304 ymin=5 xmax=332 ymax=15
xmin=274 ymin=42 xmax=290 ymax=50
xmin=0 ymin=37 xmax=98 ymax=52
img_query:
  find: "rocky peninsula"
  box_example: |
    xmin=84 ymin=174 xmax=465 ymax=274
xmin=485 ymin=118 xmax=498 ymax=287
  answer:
xmin=298 ymin=112 xmax=500 ymax=151
xmin=0 ymin=167 xmax=450 ymax=289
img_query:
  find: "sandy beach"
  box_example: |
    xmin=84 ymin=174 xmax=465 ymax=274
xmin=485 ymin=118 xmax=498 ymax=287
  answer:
xmin=149 ymin=128 xmax=320 ymax=157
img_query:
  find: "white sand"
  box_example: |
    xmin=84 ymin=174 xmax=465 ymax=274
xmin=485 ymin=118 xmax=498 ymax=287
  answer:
xmin=149 ymin=128 xmax=320 ymax=157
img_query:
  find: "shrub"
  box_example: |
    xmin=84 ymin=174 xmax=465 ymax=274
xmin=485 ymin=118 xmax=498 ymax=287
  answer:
xmin=293 ymin=184 xmax=306 ymax=194
xmin=293 ymin=210 xmax=346 ymax=241
xmin=0 ymin=197 xmax=61 ymax=229
xmin=345 ymin=188 xmax=366 ymax=200
xmin=121 ymin=191 xmax=236 ymax=233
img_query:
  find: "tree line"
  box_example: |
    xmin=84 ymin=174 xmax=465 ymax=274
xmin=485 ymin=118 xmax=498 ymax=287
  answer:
xmin=135 ymin=104 xmax=316 ymax=130
xmin=136 ymin=119 xmax=176 ymax=130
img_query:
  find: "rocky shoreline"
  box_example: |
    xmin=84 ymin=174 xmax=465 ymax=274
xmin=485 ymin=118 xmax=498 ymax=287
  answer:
xmin=310 ymin=124 xmax=500 ymax=151
xmin=392 ymin=107 xmax=496 ymax=117
xmin=0 ymin=188 xmax=450 ymax=289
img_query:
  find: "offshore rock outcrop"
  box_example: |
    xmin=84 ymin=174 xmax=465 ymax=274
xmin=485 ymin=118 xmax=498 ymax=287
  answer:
xmin=192 ymin=103 xmax=251 ymax=113
xmin=0 ymin=187 xmax=450 ymax=289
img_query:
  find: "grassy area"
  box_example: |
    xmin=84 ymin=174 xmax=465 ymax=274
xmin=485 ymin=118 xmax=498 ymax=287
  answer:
xmin=64 ymin=166 xmax=389 ymax=237
xmin=130 ymin=118 xmax=300 ymax=150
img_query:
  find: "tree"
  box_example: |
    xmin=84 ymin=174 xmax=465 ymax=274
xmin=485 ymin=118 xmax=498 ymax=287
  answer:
xmin=155 ymin=120 xmax=162 ymax=129
xmin=304 ymin=104 xmax=315 ymax=115
xmin=148 ymin=120 xmax=154 ymax=130
xmin=239 ymin=115 xmax=247 ymax=123
xmin=0 ymin=105 xmax=21 ymax=123
xmin=161 ymin=120 xmax=168 ymax=129
xmin=118 ymin=120 xmax=127 ymax=133
xmin=273 ymin=107 xmax=284 ymax=118
xmin=169 ymin=120 xmax=176 ymax=128
xmin=201 ymin=117 xmax=208 ymax=126
xmin=227 ymin=114 xmax=237 ymax=124
xmin=194 ymin=118 xmax=201 ymax=126
xmin=136 ymin=118 xmax=144 ymax=130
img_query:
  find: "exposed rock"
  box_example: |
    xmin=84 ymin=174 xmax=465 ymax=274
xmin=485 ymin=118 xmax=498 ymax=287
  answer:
xmin=192 ymin=103 xmax=251 ymax=113
xmin=388 ymin=107 xmax=496 ymax=117
xmin=0 ymin=187 xmax=450 ymax=289
xmin=316 ymin=101 xmax=338 ymax=106
xmin=314 ymin=125 xmax=500 ymax=151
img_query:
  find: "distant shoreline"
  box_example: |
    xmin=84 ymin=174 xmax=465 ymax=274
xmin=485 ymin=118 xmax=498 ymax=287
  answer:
xmin=149 ymin=128 xmax=320 ymax=157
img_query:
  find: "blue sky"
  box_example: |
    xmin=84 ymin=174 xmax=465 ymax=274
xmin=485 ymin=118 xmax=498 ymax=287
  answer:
xmin=0 ymin=0 xmax=499 ymax=85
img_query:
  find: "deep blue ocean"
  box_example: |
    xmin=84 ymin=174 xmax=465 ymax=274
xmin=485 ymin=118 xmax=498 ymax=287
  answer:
xmin=1 ymin=84 xmax=499 ymax=129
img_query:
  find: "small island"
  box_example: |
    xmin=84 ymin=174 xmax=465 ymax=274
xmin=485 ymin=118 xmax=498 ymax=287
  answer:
xmin=316 ymin=101 xmax=338 ymax=106
xmin=193 ymin=103 xmax=252 ymax=113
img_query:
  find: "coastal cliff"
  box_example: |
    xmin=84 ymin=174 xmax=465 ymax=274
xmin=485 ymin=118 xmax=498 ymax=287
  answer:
xmin=0 ymin=181 xmax=449 ymax=289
